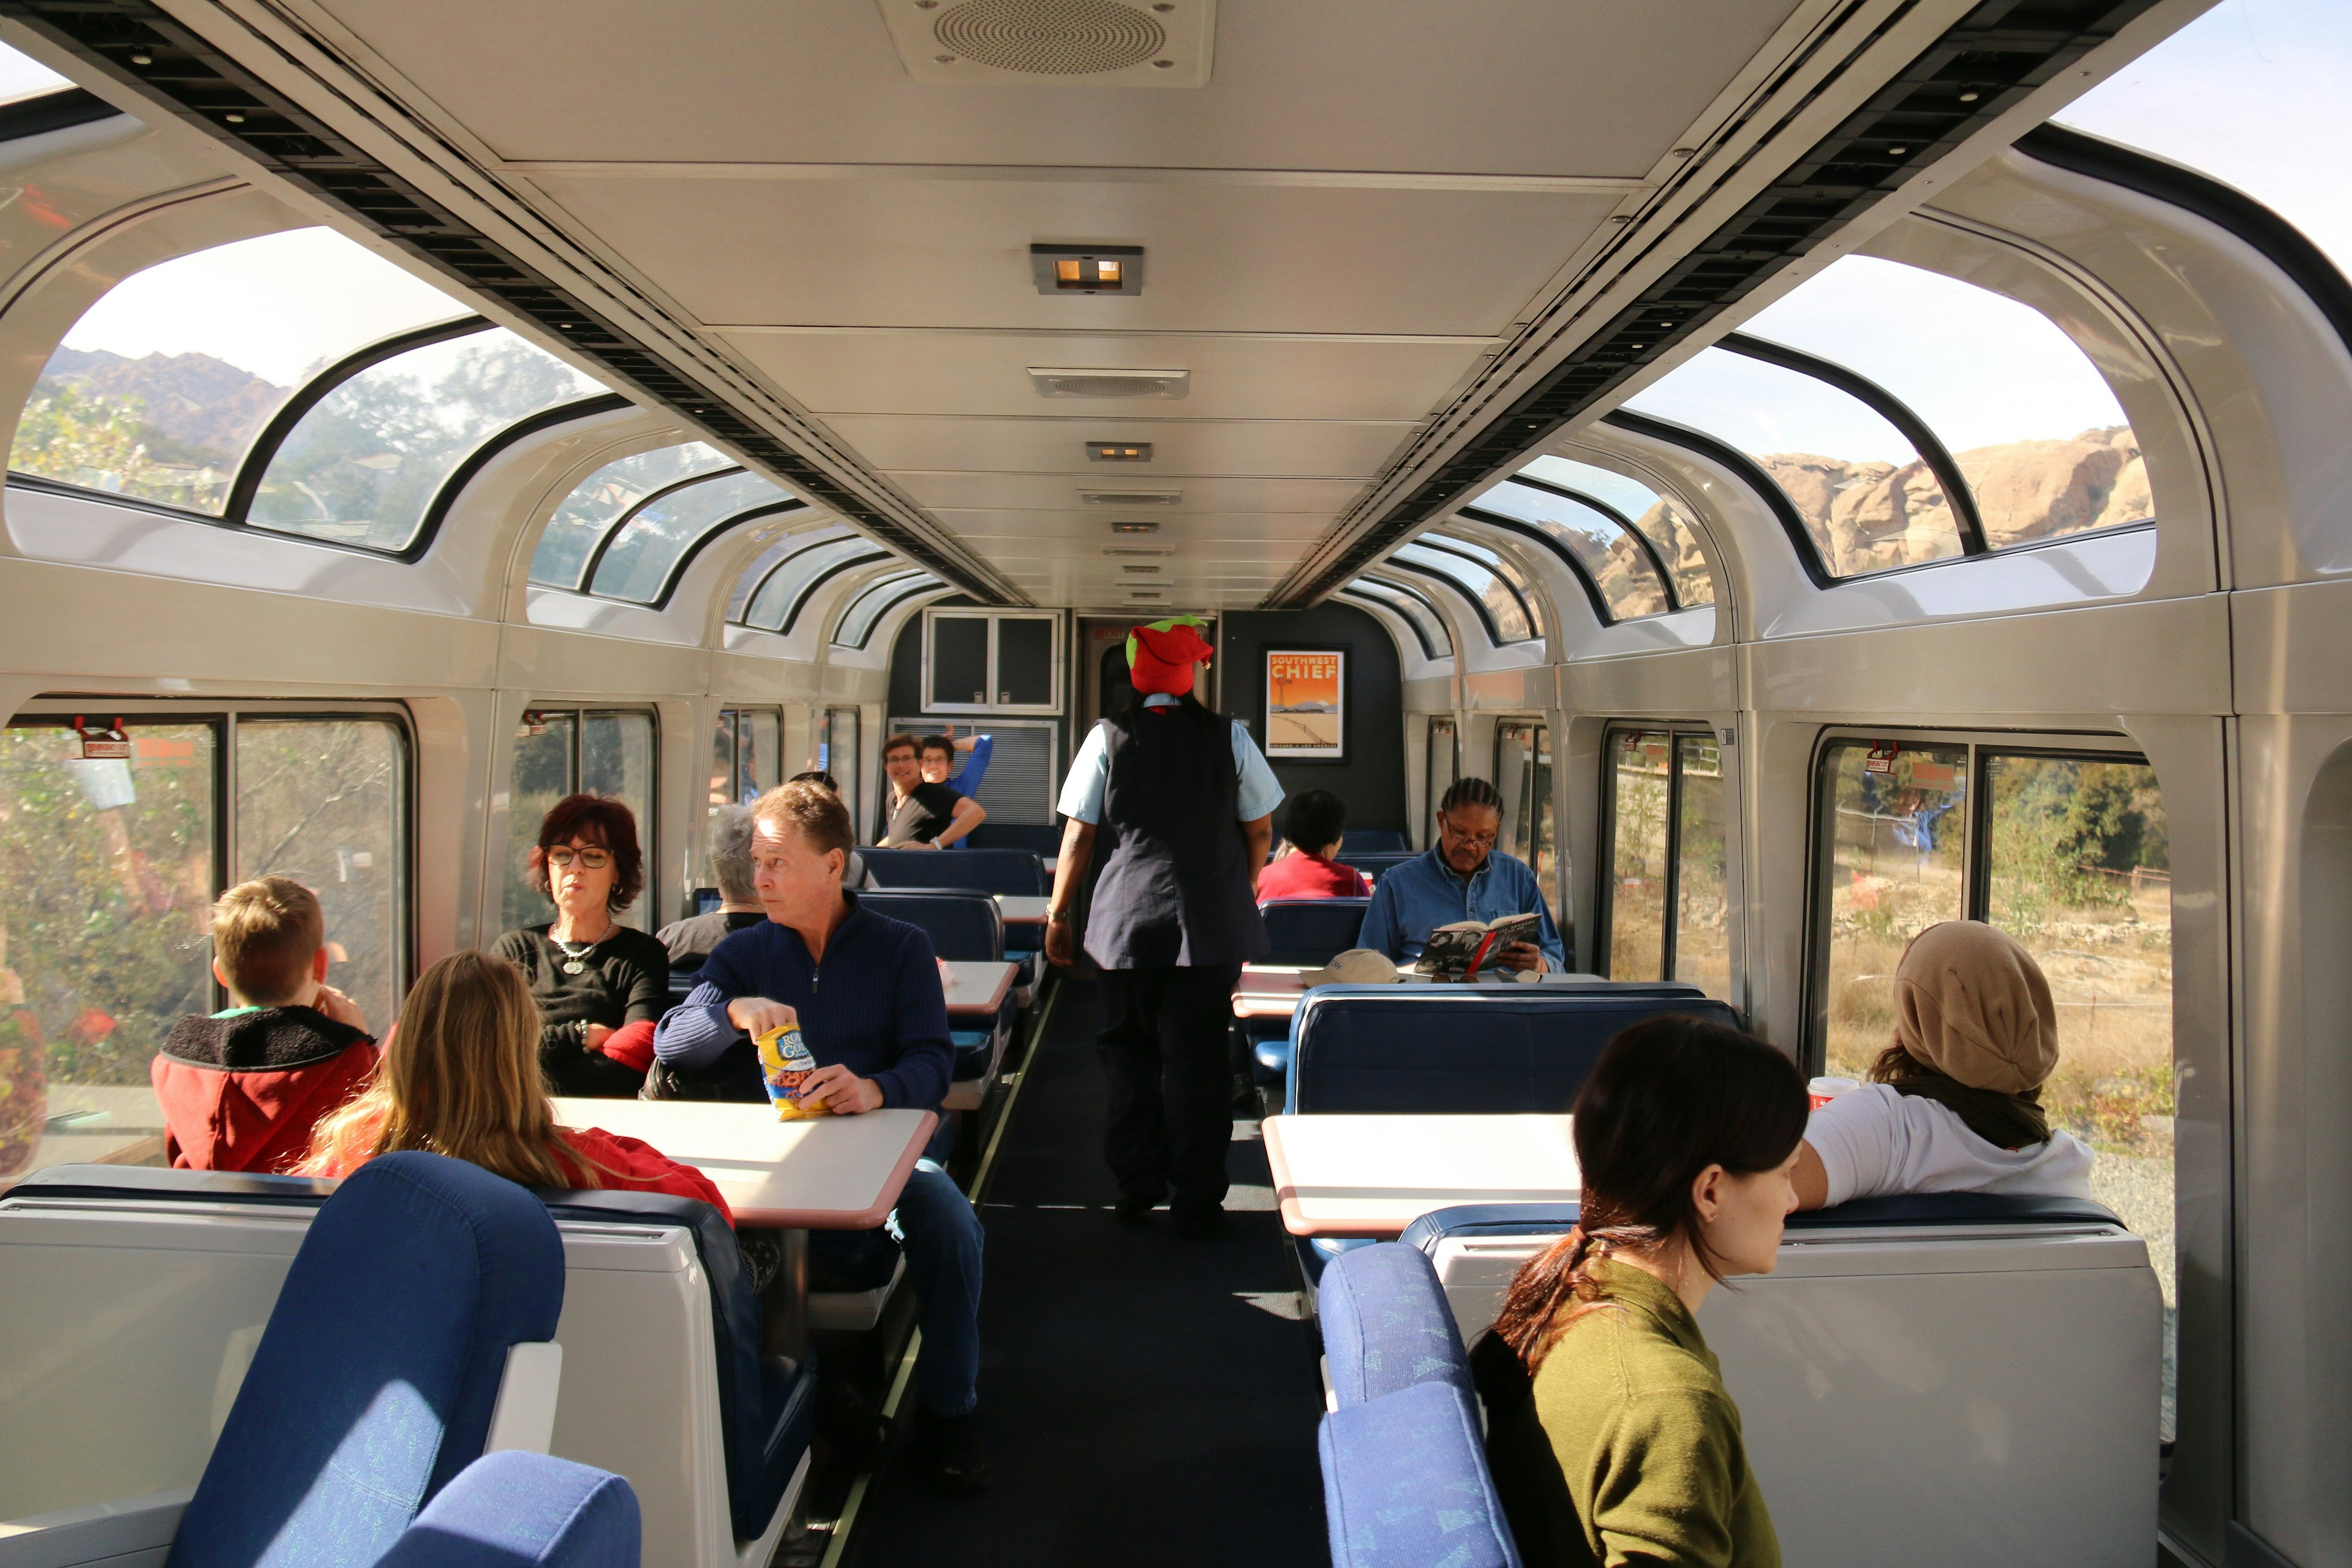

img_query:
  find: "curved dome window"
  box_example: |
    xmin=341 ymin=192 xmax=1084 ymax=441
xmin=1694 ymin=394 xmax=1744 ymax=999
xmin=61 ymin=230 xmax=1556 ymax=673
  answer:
xmin=1739 ymin=255 xmax=2147 ymax=550
xmin=1392 ymin=535 xmax=1539 ymax=645
xmin=737 ymin=535 xmax=890 ymax=633
xmin=0 ymin=42 xmax=69 ymax=105
xmin=530 ymin=442 xmax=737 ymax=588
xmin=1342 ymin=575 xmax=1454 ymax=661
xmin=834 ymin=570 xmax=941 ymax=650
xmin=1624 ymin=346 xmax=1963 ymax=578
xmin=10 ymin=228 xmax=467 ymax=518
xmin=2058 ymin=0 xmax=2352 ymax=285
xmin=247 ymin=325 xmax=605 ymax=552
xmin=1466 ymin=477 xmax=1672 ymax=622
xmin=1523 ymin=455 xmax=1714 ymax=607
xmin=588 ymin=470 xmax=796 ymax=603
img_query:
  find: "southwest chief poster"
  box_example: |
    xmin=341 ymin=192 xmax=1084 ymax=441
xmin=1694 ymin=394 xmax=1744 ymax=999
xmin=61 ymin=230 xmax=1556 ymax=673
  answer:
xmin=1265 ymin=650 xmax=1344 ymax=760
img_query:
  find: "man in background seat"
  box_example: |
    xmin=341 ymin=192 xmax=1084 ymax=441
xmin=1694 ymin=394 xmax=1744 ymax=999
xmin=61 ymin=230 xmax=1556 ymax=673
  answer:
xmin=1359 ymin=777 xmax=1564 ymax=974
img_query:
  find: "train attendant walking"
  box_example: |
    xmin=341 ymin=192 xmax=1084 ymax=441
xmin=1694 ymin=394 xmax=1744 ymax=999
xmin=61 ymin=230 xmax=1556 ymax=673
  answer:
xmin=1045 ymin=617 xmax=1283 ymax=1238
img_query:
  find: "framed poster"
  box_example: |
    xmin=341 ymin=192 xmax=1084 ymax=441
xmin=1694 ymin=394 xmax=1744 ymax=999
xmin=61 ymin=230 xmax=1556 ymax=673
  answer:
xmin=1265 ymin=649 xmax=1346 ymax=760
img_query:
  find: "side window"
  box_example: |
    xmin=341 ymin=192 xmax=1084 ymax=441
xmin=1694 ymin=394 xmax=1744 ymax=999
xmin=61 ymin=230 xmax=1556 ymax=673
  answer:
xmin=1603 ymin=725 xmax=1731 ymax=1001
xmin=1493 ymin=722 xmax=1553 ymax=886
xmin=1811 ymin=736 xmax=2174 ymax=1437
xmin=1424 ymin=716 xmax=1458 ymax=848
xmin=705 ymin=707 xmax=782 ymax=888
xmin=0 ymin=710 xmax=410 ymax=1185
xmin=502 ymin=709 xmax=658 ymax=932
xmin=823 ymin=709 xmax=861 ymax=840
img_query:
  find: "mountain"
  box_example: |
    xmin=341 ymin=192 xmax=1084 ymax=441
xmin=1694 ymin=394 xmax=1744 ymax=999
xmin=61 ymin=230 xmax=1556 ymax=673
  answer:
xmin=35 ymin=347 xmax=287 ymax=463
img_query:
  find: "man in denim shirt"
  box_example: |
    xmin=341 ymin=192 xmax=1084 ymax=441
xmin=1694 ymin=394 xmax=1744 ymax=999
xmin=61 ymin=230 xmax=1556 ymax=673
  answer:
xmin=1359 ymin=777 xmax=1566 ymax=972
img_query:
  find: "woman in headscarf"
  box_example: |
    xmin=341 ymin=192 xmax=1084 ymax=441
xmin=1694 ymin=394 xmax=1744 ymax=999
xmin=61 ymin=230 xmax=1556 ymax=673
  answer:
xmin=1793 ymin=919 xmax=2094 ymax=1209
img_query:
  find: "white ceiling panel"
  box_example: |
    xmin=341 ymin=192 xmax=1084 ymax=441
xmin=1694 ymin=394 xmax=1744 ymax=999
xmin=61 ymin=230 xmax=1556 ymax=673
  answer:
xmin=845 ymin=415 xmax=1409 ymax=478
xmin=722 ymin=330 xmax=1487 ymax=422
xmin=532 ymin=174 xmax=1620 ymax=336
xmin=313 ymin=0 xmax=1801 ymax=176
xmin=887 ymin=471 xmax=1365 ymax=513
xmin=938 ymin=511 xmax=1331 ymax=542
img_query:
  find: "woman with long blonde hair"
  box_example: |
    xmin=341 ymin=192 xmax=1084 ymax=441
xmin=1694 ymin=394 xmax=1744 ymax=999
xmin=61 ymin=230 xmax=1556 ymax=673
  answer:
xmin=304 ymin=949 xmax=732 ymax=1221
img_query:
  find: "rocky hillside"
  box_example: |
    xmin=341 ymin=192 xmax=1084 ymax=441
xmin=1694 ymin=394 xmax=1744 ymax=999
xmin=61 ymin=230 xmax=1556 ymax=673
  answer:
xmin=36 ymin=347 xmax=286 ymax=463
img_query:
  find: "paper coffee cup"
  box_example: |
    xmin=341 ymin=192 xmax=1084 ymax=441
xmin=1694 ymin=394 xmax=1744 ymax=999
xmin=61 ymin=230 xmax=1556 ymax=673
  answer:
xmin=1807 ymin=1075 xmax=1860 ymax=1111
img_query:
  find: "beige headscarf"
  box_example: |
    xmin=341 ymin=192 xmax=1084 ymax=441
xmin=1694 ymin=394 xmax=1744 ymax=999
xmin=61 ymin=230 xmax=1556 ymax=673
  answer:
xmin=1892 ymin=921 xmax=2059 ymax=1095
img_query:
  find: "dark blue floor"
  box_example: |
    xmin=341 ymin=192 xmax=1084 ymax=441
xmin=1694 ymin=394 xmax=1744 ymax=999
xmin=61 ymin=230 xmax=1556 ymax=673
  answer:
xmin=846 ymin=971 xmax=1327 ymax=1567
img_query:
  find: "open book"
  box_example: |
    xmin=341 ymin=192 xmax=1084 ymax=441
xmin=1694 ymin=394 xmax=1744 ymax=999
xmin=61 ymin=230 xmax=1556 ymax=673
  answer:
xmin=1416 ymin=913 xmax=1542 ymax=981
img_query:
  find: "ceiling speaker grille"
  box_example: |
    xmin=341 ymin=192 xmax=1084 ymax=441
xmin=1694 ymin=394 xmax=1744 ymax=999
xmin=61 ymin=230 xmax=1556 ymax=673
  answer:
xmin=935 ymin=0 xmax=1165 ymax=75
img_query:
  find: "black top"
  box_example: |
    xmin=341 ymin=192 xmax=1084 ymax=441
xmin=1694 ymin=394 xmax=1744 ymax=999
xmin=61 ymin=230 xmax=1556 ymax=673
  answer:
xmin=493 ymin=923 xmax=670 ymax=1097
xmin=654 ymin=908 xmax=767 ymax=967
xmin=885 ymin=780 xmax=964 ymax=845
xmin=1085 ymin=700 xmax=1267 ymax=969
xmin=159 ymin=1005 xmax=373 ymax=1069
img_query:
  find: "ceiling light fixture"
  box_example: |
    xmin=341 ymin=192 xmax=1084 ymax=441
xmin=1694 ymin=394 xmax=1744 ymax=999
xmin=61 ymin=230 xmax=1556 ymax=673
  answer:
xmin=1102 ymin=545 xmax=1174 ymax=556
xmin=1111 ymin=521 xmax=1160 ymax=534
xmin=1030 ymin=366 xmax=1188 ymax=399
xmin=1120 ymin=564 xmax=1162 ymax=574
xmin=1079 ymin=488 xmax=1180 ymax=505
xmin=1086 ymin=441 xmax=1152 ymax=462
xmin=1031 ymin=244 xmax=1145 ymax=296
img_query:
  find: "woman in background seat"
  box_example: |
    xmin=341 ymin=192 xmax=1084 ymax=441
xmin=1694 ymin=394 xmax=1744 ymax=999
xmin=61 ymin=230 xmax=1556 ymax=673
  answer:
xmin=303 ymin=949 xmax=732 ymax=1223
xmin=1256 ymin=788 xmax=1372 ymax=902
xmin=1474 ymin=1016 xmax=1806 ymax=1567
xmin=1793 ymin=919 xmax=2093 ymax=1209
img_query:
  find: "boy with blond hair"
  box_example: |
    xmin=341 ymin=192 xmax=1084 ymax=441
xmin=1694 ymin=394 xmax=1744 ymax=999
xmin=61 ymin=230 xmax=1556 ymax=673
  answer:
xmin=151 ymin=876 xmax=377 ymax=1172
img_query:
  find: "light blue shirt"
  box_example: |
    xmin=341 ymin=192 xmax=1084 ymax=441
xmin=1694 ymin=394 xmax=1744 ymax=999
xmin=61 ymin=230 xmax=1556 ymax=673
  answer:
xmin=1358 ymin=846 xmax=1567 ymax=970
xmin=1057 ymin=695 xmax=1286 ymax=825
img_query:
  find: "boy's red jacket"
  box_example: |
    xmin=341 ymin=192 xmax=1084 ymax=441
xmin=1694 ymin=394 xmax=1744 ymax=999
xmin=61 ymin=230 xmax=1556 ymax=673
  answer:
xmin=151 ymin=1005 xmax=378 ymax=1174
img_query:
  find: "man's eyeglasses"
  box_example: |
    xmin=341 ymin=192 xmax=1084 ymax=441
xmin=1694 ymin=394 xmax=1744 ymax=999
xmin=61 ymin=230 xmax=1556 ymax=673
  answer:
xmin=1438 ymin=818 xmax=1498 ymax=850
xmin=546 ymin=847 xmax=611 ymax=869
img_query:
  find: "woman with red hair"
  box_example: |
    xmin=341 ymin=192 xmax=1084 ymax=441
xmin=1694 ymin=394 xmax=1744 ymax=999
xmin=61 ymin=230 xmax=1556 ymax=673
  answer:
xmin=494 ymin=793 xmax=669 ymax=1097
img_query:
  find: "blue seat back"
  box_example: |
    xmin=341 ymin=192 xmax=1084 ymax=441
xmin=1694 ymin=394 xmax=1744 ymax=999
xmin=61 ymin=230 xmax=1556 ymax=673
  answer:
xmin=1341 ymin=829 xmax=1408 ymax=853
xmin=1288 ymin=982 xmax=1735 ymax=1114
xmin=379 ymin=1451 xmax=640 ymax=1568
xmin=1320 ymin=1381 xmax=1522 ymax=1568
xmin=859 ymin=889 xmax=1005 ymax=962
xmin=1259 ymin=899 xmax=1369 ymax=965
xmin=1344 ymin=850 xmax=1422 ymax=882
xmin=1396 ymin=1192 xmax=2128 ymax=1256
xmin=862 ymin=846 xmax=1045 ymax=896
xmin=169 ymin=1152 xmax=565 ymax=1568
xmin=961 ymin=822 xmax=1061 ymax=856
xmin=1319 ymin=1242 xmax=1471 ymax=1408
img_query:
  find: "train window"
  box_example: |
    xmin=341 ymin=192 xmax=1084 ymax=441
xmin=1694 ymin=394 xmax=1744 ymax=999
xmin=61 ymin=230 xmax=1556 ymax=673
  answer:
xmin=821 ymin=708 xmax=861 ymax=837
xmin=1603 ymin=726 xmax=1730 ymax=999
xmin=1392 ymin=540 xmax=1536 ymax=644
xmin=1464 ymin=478 xmax=1672 ymax=621
xmin=834 ymin=571 xmax=940 ymax=650
xmin=1424 ymin=716 xmax=1457 ymax=849
xmin=736 ymin=538 xmax=888 ymax=633
xmin=1493 ymin=722 xmax=1553 ymax=888
xmin=1523 ymin=455 xmax=1714 ymax=607
xmin=10 ymin=228 xmax=464 ymax=516
xmin=924 ymin=611 xmax=1061 ymax=713
xmin=1343 ymin=577 xmax=1453 ymax=661
xmin=709 ymin=707 xmax=782 ymax=812
xmin=247 ymin=326 xmax=606 ymax=553
xmin=1626 ymin=347 xmax=1964 ymax=578
xmin=1741 ymin=255 xmax=2147 ymax=549
xmin=234 ymin=720 xmax=408 ymax=1029
xmin=2059 ymin=0 xmax=2352 ymax=285
xmin=532 ymin=443 xmax=737 ymax=588
xmin=728 ymin=528 xmax=858 ymax=625
xmin=0 ymin=41 xmax=69 ymax=104
xmin=501 ymin=709 xmax=657 ymax=931
xmin=589 ymin=471 xmax=796 ymax=603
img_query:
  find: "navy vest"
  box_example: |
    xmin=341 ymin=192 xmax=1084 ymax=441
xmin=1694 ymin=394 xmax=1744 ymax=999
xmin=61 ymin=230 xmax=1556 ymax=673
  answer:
xmin=1084 ymin=701 xmax=1268 ymax=970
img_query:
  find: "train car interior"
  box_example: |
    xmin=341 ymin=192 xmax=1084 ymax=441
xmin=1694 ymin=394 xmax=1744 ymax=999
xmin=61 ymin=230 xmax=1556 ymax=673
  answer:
xmin=0 ymin=0 xmax=2343 ymax=1564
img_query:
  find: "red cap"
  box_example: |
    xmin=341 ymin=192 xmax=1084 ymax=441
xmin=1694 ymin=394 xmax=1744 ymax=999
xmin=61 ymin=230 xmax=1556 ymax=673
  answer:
xmin=1128 ymin=619 xmax=1215 ymax=696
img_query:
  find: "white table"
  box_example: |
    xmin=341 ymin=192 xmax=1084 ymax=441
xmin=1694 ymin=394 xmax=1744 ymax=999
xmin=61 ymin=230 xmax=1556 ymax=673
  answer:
xmin=996 ymin=895 xmax=1049 ymax=927
xmin=1261 ymin=1112 xmax=1579 ymax=1238
xmin=551 ymin=1098 xmax=937 ymax=1229
xmin=941 ymin=958 xmax=1016 ymax=1016
xmin=1232 ymin=966 xmax=1607 ymax=1020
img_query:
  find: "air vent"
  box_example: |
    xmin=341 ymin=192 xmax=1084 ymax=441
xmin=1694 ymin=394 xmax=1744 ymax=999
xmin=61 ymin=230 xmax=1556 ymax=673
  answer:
xmin=1087 ymin=442 xmax=1153 ymax=462
xmin=1031 ymin=367 xmax=1187 ymax=399
xmin=1124 ymin=589 xmax=1167 ymax=602
xmin=1079 ymin=489 xmax=1180 ymax=505
xmin=878 ymin=0 xmax=1216 ymax=88
xmin=1102 ymin=545 xmax=1174 ymax=557
xmin=1110 ymin=520 xmax=1159 ymax=534
xmin=1120 ymin=564 xmax=1163 ymax=574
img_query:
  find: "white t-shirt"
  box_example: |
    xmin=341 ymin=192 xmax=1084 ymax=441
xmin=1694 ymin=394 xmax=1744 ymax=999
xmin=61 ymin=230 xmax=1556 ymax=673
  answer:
xmin=1806 ymin=1083 xmax=2095 ymax=1208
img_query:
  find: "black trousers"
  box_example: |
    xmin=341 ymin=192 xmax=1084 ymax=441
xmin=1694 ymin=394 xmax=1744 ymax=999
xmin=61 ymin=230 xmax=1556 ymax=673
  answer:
xmin=1096 ymin=963 xmax=1243 ymax=1215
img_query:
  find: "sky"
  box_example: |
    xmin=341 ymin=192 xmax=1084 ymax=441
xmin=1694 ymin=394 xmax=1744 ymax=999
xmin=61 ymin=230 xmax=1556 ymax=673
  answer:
xmin=0 ymin=42 xmax=64 ymax=105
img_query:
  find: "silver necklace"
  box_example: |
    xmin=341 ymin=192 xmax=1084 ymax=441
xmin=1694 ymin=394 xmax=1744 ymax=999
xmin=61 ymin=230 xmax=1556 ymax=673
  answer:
xmin=551 ymin=929 xmax=605 ymax=975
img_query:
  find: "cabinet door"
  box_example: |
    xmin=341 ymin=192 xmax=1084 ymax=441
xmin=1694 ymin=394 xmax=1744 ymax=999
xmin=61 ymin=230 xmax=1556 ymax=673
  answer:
xmin=929 ymin=617 xmax=990 ymax=707
xmin=997 ymin=617 xmax=1056 ymax=706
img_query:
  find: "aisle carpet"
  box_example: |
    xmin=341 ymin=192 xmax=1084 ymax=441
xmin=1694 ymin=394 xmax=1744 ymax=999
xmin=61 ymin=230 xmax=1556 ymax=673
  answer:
xmin=846 ymin=971 xmax=1328 ymax=1567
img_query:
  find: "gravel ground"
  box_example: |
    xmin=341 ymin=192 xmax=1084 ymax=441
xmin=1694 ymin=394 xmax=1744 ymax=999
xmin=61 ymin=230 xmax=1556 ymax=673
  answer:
xmin=2089 ymin=1151 xmax=2177 ymax=1439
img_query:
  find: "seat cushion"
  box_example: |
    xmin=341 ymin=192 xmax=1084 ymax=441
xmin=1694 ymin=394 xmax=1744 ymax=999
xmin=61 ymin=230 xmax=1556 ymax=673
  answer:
xmin=173 ymin=1152 xmax=566 ymax=1568
xmin=379 ymin=1450 xmax=640 ymax=1568
xmin=1320 ymin=1381 xmax=1522 ymax=1568
xmin=1319 ymin=1242 xmax=1473 ymax=1408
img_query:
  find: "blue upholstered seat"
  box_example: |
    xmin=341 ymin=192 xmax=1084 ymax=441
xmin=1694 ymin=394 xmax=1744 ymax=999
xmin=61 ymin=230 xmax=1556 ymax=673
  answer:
xmin=1340 ymin=850 xmax=1422 ymax=882
xmin=960 ymin=822 xmax=1063 ymax=856
xmin=377 ymin=1451 xmax=640 ymax=1568
xmin=168 ymin=1152 xmax=567 ymax=1568
xmin=1319 ymin=1381 xmax=1522 ymax=1568
xmin=1258 ymin=899 xmax=1370 ymax=965
xmin=862 ymin=846 xmax=1047 ymax=897
xmin=1398 ymin=1193 xmax=2128 ymax=1257
xmin=1340 ymin=829 xmax=1409 ymax=853
xmin=1286 ymin=981 xmax=1736 ymax=1114
xmin=1319 ymin=1243 xmax=1472 ymax=1408
xmin=858 ymin=889 xmax=1011 ymax=1079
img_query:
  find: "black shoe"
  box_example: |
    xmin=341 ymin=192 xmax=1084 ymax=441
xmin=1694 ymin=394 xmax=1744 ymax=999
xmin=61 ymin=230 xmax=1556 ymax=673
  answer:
xmin=1113 ymin=1195 xmax=1158 ymax=1226
xmin=911 ymin=1404 xmax=990 ymax=1496
xmin=1171 ymin=1205 xmax=1228 ymax=1240
xmin=1231 ymin=1071 xmax=1259 ymax=1113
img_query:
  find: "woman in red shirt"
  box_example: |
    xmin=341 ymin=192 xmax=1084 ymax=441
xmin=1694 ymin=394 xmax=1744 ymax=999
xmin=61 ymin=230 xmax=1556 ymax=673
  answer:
xmin=303 ymin=948 xmax=733 ymax=1224
xmin=1256 ymin=788 xmax=1374 ymax=902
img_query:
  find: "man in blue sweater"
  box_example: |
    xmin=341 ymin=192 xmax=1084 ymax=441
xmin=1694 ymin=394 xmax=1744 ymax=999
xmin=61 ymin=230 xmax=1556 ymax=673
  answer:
xmin=654 ymin=778 xmax=988 ymax=1494
xmin=1359 ymin=776 xmax=1566 ymax=973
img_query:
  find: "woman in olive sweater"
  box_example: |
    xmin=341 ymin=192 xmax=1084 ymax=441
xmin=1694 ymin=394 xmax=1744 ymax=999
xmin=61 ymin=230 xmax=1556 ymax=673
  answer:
xmin=495 ymin=793 xmax=669 ymax=1098
xmin=1472 ymin=1016 xmax=1809 ymax=1567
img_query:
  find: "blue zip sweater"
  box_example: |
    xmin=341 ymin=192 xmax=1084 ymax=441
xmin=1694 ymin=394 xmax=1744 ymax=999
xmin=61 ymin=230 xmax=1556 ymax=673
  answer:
xmin=1358 ymin=846 xmax=1567 ymax=970
xmin=653 ymin=895 xmax=953 ymax=1110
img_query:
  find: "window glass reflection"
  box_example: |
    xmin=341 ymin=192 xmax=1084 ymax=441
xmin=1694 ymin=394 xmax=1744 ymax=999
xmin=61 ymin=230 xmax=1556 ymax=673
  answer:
xmin=532 ymin=442 xmax=734 ymax=589
xmin=1608 ymin=731 xmax=1670 ymax=982
xmin=1673 ymin=735 xmax=1729 ymax=1001
xmin=1394 ymin=541 xmax=1534 ymax=644
xmin=249 ymin=328 xmax=605 ymax=552
xmin=1346 ymin=577 xmax=1453 ymax=661
xmin=10 ymin=228 xmax=466 ymax=516
xmin=741 ymin=537 xmax=882 ymax=630
xmin=1471 ymin=480 xmax=1670 ymax=620
xmin=1521 ymin=455 xmax=1714 ymax=606
xmin=590 ymin=469 xmax=787 ymax=602
xmin=835 ymin=571 xmax=938 ymax=649
xmin=1626 ymin=347 xmax=1962 ymax=576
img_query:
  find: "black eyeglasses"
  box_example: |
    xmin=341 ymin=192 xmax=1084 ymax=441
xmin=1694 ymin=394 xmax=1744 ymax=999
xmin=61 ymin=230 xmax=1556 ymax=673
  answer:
xmin=546 ymin=847 xmax=612 ymax=869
